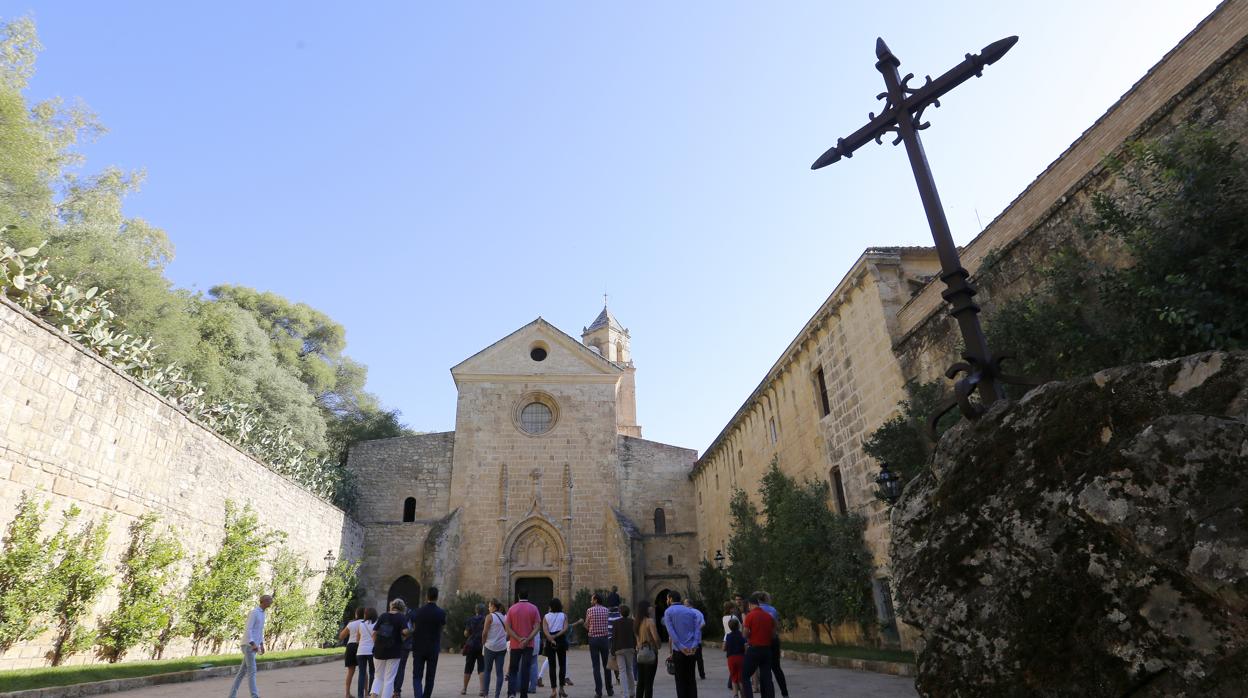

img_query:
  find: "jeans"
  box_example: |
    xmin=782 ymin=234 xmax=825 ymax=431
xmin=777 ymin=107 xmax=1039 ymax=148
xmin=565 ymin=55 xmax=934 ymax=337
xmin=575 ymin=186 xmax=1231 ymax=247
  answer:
xmin=636 ymin=656 xmax=657 ymax=698
xmin=769 ymin=640 xmax=787 ymax=696
xmin=373 ymin=657 xmax=403 ymax=698
xmin=483 ymin=648 xmax=507 ymax=698
xmin=671 ymin=651 xmax=698 ymax=698
xmin=357 ymin=654 xmax=376 ymax=698
xmin=411 ymin=648 xmax=440 ymax=698
xmin=614 ymin=649 xmax=636 ymax=698
xmin=507 ymin=646 xmax=534 ymax=698
xmin=528 ymin=652 xmax=540 ymax=693
xmin=588 ymin=637 xmax=614 ymax=695
xmin=740 ymin=646 xmax=773 ymax=698
xmin=228 ymin=643 xmax=259 ymax=698
xmin=395 ymin=647 xmax=411 ymax=695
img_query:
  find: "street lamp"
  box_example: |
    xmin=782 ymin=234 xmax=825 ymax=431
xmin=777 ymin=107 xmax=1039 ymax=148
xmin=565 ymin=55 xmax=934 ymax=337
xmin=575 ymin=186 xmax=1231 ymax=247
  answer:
xmin=714 ymin=550 xmax=726 ymax=570
xmin=875 ymin=462 xmax=903 ymax=506
xmin=323 ymin=549 xmax=336 ymax=573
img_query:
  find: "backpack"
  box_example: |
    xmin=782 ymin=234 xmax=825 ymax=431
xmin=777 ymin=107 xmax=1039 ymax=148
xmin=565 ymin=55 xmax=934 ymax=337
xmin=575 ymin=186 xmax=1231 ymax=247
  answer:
xmin=374 ymin=613 xmax=400 ymax=653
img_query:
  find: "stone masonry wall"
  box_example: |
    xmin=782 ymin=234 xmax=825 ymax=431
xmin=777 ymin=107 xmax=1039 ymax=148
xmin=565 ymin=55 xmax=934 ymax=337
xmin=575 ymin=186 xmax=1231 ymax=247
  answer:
xmin=0 ymin=297 xmax=363 ymax=670
xmin=616 ymin=435 xmax=699 ymax=606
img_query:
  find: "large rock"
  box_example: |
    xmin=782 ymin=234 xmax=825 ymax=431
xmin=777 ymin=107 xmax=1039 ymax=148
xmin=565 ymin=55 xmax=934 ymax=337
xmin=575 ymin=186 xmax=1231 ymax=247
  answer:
xmin=892 ymin=351 xmax=1248 ymax=697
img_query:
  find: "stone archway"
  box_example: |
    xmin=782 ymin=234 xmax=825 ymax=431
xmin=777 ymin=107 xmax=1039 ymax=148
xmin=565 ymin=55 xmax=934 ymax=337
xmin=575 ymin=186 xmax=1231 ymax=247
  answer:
xmin=502 ymin=516 xmax=567 ymax=605
xmin=388 ymin=575 xmax=421 ymax=608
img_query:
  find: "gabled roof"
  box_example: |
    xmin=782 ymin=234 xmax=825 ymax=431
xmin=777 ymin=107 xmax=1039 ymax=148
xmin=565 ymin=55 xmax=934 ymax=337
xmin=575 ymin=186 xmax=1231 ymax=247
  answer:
xmin=584 ymin=306 xmax=625 ymax=334
xmin=450 ymin=317 xmax=625 ymax=376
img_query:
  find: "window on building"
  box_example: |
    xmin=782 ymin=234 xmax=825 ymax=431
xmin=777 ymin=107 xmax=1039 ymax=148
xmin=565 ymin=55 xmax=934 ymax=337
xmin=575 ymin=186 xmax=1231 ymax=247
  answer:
xmin=519 ymin=402 xmax=553 ymax=434
xmin=769 ymin=417 xmax=778 ymax=443
xmin=829 ymin=467 xmax=848 ymax=515
xmin=737 ymin=450 xmax=744 ymax=470
xmin=815 ymin=368 xmax=831 ymax=416
xmin=667 ymin=555 xmax=674 ymax=566
xmin=402 ymin=497 xmax=416 ymax=522
xmin=654 ymin=508 xmax=667 ymax=534
xmin=715 ymin=472 xmax=720 ymax=490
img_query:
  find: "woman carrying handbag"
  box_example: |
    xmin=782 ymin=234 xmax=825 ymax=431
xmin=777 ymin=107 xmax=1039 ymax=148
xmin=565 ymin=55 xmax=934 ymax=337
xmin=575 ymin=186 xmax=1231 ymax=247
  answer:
xmin=633 ymin=601 xmax=662 ymax=698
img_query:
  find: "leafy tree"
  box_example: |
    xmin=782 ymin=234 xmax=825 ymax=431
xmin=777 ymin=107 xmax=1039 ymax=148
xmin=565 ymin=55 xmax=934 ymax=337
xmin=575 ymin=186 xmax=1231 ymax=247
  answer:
xmin=0 ymin=493 xmax=55 ymax=654
xmin=184 ymin=502 xmax=277 ymax=654
xmin=696 ymin=560 xmax=729 ymax=638
xmin=861 ymin=381 xmax=956 ymax=484
xmin=988 ymin=126 xmax=1248 ymax=379
xmin=96 ymin=513 xmax=184 ymax=662
xmin=725 ymin=489 xmax=766 ymax=600
xmin=46 ymin=506 xmax=112 ymax=666
xmin=264 ymin=547 xmax=315 ymax=651
xmin=443 ymin=591 xmax=487 ymax=651
xmin=308 ymin=558 xmax=359 ymax=647
xmin=568 ymin=588 xmax=608 ymax=644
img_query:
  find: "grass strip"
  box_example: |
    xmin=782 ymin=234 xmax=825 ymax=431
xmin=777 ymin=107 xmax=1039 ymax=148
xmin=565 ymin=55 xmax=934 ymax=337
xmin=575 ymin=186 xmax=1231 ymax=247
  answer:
xmin=782 ymin=641 xmax=916 ymax=664
xmin=0 ymin=646 xmax=341 ymax=693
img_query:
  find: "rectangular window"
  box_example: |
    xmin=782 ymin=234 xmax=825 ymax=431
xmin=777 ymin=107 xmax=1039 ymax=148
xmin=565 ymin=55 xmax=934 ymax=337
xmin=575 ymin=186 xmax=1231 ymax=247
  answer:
xmin=769 ymin=417 xmax=778 ymax=444
xmin=830 ymin=467 xmax=848 ymax=515
xmin=737 ymin=450 xmax=744 ymax=469
xmin=815 ymin=368 xmax=831 ymax=416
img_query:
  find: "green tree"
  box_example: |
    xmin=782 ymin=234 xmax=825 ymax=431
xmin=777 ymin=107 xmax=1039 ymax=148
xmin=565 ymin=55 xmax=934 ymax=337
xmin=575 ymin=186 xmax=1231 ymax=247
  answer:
xmin=184 ymin=502 xmax=277 ymax=654
xmin=696 ymin=560 xmax=729 ymax=638
xmin=0 ymin=493 xmax=55 ymax=654
xmin=96 ymin=513 xmax=184 ymax=662
xmin=443 ymin=591 xmax=487 ymax=651
xmin=308 ymin=558 xmax=359 ymax=646
xmin=46 ymin=506 xmax=112 ymax=666
xmin=264 ymin=547 xmax=315 ymax=651
xmin=988 ymin=126 xmax=1248 ymax=380
xmin=725 ymin=489 xmax=767 ymax=599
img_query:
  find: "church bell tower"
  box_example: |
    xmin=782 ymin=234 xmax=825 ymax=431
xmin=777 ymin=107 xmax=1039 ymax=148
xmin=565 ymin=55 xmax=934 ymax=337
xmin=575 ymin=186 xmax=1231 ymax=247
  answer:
xmin=582 ymin=301 xmax=641 ymax=437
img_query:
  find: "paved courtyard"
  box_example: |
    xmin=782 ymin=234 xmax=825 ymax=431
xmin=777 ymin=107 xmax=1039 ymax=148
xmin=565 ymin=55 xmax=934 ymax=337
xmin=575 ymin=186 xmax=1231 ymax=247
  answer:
xmin=106 ymin=648 xmax=917 ymax=697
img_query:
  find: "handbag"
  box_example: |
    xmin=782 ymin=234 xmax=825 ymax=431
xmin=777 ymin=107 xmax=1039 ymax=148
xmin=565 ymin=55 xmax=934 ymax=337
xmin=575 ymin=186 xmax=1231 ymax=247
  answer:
xmin=665 ymin=655 xmax=676 ymax=676
xmin=608 ymin=653 xmax=619 ymax=672
xmin=636 ymin=644 xmax=657 ymax=665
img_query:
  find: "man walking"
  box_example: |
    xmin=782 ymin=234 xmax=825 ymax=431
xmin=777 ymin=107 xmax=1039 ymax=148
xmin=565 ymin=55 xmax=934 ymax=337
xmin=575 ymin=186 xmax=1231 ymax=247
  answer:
xmin=585 ymin=593 xmax=614 ymax=697
xmin=409 ymin=587 xmax=447 ymax=698
xmin=757 ymin=593 xmax=788 ymax=698
xmin=739 ymin=594 xmax=774 ymax=698
xmin=228 ymin=594 xmax=272 ymax=698
xmin=662 ymin=591 xmax=701 ymax=698
xmin=505 ymin=589 xmax=542 ymax=698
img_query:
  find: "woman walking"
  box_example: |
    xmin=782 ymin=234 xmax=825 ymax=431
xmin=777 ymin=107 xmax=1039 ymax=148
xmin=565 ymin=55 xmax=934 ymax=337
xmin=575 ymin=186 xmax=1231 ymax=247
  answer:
xmin=372 ymin=599 xmax=409 ymax=698
xmin=634 ymin=601 xmax=661 ymax=698
xmin=541 ymin=598 xmax=571 ymax=698
xmin=462 ymin=603 xmax=487 ymax=696
xmin=481 ymin=599 xmax=509 ymax=698
xmin=356 ymin=608 xmax=378 ymax=698
xmin=611 ymin=605 xmax=637 ymax=698
xmin=340 ymin=608 xmax=365 ymax=698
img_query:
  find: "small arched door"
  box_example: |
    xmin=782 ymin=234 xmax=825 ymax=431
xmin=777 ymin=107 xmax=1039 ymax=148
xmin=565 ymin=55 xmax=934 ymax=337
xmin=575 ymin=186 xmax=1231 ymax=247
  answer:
xmin=388 ymin=575 xmax=421 ymax=607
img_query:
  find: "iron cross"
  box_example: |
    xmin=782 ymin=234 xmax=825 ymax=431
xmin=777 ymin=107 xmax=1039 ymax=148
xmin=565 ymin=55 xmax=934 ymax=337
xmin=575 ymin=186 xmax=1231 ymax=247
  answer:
xmin=812 ymin=36 xmax=1030 ymax=420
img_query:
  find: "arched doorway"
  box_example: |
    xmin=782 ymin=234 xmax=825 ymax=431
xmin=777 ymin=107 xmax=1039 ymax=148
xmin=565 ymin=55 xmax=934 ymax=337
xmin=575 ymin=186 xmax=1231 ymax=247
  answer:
xmin=653 ymin=588 xmax=672 ymax=643
xmin=388 ymin=575 xmax=421 ymax=607
xmin=503 ymin=517 xmax=566 ymax=606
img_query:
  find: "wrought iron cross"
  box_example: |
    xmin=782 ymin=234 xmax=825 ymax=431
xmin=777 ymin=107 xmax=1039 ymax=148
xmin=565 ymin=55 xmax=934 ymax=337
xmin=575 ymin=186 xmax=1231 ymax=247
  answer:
xmin=812 ymin=36 xmax=1035 ymax=422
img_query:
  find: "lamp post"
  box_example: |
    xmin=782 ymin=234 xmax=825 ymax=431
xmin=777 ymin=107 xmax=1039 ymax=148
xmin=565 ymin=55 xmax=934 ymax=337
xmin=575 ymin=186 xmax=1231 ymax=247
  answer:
xmin=875 ymin=462 xmax=903 ymax=506
xmin=323 ymin=549 xmax=336 ymax=574
xmin=714 ymin=550 xmax=726 ymax=571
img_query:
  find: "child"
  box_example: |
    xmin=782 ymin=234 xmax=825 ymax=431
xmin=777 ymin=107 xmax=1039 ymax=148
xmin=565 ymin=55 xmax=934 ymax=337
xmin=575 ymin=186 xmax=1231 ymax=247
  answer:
xmin=724 ymin=617 xmax=745 ymax=698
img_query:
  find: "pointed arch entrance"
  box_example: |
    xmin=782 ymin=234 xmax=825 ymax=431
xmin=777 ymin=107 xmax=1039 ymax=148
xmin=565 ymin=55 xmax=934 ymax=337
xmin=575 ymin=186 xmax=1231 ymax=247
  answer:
xmin=388 ymin=575 xmax=421 ymax=607
xmin=502 ymin=516 xmax=567 ymax=608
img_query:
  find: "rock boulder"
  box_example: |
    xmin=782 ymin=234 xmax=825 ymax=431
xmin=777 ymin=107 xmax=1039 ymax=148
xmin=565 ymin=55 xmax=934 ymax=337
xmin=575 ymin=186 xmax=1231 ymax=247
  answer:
xmin=892 ymin=351 xmax=1248 ymax=697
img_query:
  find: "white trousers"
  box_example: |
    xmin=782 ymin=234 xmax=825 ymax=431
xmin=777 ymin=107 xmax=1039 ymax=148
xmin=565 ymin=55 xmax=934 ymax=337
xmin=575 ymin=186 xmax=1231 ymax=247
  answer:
xmin=372 ymin=657 xmax=402 ymax=698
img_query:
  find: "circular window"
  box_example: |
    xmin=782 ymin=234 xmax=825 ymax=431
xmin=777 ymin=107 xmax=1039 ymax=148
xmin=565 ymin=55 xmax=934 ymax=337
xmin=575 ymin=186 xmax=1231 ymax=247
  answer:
xmin=519 ymin=402 xmax=553 ymax=434
xmin=530 ymin=347 xmax=548 ymax=361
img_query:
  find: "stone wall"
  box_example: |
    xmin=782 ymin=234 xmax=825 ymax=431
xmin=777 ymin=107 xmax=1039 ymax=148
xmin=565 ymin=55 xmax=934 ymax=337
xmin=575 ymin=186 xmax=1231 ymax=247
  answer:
xmin=0 ymin=297 xmax=363 ymax=670
xmin=894 ymin=2 xmax=1248 ymax=382
xmin=689 ymin=248 xmax=939 ymax=648
xmin=616 ymin=436 xmax=700 ymax=605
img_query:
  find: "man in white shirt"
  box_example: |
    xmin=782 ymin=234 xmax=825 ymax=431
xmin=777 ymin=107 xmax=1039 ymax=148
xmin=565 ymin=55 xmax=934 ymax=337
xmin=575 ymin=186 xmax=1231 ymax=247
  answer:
xmin=229 ymin=594 xmax=273 ymax=698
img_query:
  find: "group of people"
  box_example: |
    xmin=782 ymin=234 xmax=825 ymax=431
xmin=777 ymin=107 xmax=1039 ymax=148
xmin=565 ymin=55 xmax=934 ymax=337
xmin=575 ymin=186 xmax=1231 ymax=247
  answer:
xmin=224 ymin=585 xmax=790 ymax=698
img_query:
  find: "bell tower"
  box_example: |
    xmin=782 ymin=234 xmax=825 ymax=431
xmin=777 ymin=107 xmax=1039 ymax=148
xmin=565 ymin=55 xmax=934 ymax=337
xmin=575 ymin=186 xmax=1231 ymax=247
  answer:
xmin=582 ymin=300 xmax=641 ymax=437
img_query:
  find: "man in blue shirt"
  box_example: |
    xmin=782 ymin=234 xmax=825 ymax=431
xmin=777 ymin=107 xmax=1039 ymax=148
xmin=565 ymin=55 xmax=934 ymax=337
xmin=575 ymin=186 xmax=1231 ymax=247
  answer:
xmin=758 ymin=593 xmax=788 ymax=698
xmin=662 ymin=591 xmax=702 ymax=698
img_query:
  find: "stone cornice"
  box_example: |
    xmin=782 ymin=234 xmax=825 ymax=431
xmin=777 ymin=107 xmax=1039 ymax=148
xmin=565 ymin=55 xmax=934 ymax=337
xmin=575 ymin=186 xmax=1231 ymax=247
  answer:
xmin=453 ymin=372 xmax=622 ymax=385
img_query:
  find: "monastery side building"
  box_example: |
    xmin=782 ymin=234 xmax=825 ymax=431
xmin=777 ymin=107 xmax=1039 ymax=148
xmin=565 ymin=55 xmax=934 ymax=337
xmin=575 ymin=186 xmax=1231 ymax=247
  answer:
xmin=348 ymin=308 xmax=698 ymax=613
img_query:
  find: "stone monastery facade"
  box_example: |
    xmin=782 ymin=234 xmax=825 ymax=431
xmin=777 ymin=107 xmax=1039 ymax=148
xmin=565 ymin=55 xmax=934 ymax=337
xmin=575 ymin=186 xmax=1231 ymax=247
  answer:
xmin=348 ymin=309 xmax=699 ymax=613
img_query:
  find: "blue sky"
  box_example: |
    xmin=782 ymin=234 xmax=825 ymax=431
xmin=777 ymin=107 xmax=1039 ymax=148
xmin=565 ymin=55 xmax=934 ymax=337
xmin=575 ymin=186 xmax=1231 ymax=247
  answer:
xmin=12 ymin=1 xmax=1220 ymax=453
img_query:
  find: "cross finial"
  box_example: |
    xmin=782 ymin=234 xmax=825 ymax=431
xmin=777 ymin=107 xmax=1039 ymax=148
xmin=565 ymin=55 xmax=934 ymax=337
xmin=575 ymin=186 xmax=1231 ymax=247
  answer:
xmin=603 ymin=292 xmax=608 ymax=307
